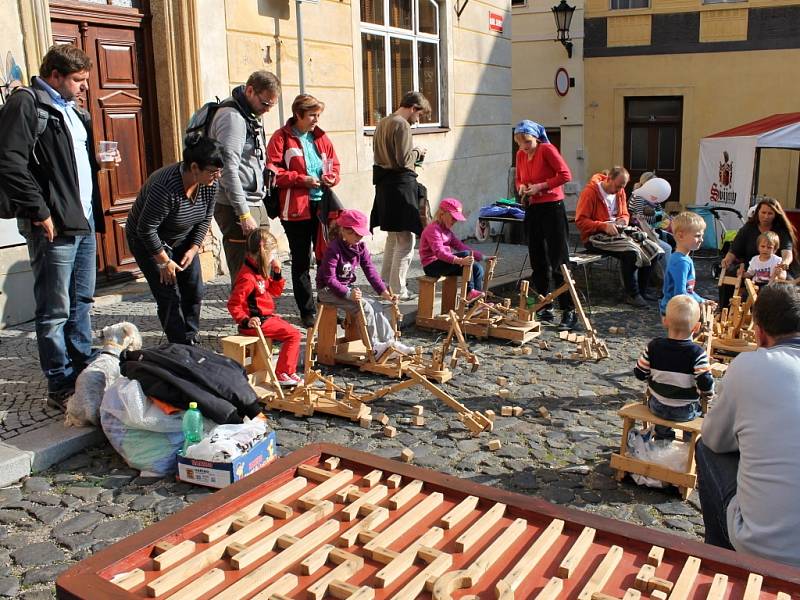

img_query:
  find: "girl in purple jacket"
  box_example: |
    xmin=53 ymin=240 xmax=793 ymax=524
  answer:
xmin=419 ymin=198 xmax=485 ymax=301
xmin=316 ymin=209 xmax=414 ymax=360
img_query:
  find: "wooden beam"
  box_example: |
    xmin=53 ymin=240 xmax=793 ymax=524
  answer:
xmin=577 ymin=545 xmax=624 ymax=600
xmin=496 ymin=519 xmax=564 ymax=599
xmin=454 ymin=502 xmax=505 ymax=553
xmin=667 ymin=556 xmax=701 ymax=600
xmin=558 ymin=526 xmax=596 ymax=578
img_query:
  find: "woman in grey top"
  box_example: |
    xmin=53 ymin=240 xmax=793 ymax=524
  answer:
xmin=126 ymin=135 xmax=224 ymax=344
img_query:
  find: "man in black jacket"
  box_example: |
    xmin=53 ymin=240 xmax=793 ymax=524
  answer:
xmin=0 ymin=44 xmax=105 ymax=408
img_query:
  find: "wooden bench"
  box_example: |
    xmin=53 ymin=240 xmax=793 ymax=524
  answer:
xmin=315 ymin=303 xmax=368 ymax=367
xmin=609 ymin=401 xmax=703 ymax=500
xmin=416 ymin=274 xmax=461 ymax=332
xmin=221 ymin=335 xmax=273 ymax=375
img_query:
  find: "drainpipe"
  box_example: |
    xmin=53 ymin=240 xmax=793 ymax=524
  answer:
xmin=296 ymin=0 xmax=306 ymax=94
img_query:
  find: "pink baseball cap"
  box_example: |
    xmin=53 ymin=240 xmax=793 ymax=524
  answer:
xmin=439 ymin=197 xmax=466 ymax=221
xmin=338 ymin=209 xmax=371 ymax=237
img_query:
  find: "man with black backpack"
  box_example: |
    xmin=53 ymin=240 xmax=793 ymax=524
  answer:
xmin=203 ymin=70 xmax=280 ymax=280
xmin=0 ymin=44 xmax=105 ymax=409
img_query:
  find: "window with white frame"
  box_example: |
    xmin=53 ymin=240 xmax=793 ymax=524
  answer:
xmin=360 ymin=0 xmax=442 ymax=127
xmin=610 ymin=0 xmax=649 ymax=8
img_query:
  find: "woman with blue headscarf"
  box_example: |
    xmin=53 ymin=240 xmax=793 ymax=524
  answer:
xmin=514 ymin=120 xmax=576 ymax=331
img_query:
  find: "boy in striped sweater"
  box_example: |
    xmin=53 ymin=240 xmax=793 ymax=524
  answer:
xmin=634 ymin=295 xmax=714 ymax=439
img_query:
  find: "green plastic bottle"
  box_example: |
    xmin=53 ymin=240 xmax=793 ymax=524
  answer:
xmin=181 ymin=402 xmax=203 ymax=454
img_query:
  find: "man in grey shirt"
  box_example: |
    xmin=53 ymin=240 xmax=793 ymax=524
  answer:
xmin=697 ymin=283 xmax=800 ymax=567
xmin=209 ymin=70 xmax=280 ymax=280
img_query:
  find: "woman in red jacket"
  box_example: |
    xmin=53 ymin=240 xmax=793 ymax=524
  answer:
xmin=514 ymin=120 xmax=576 ymax=331
xmin=267 ymin=94 xmax=341 ymax=327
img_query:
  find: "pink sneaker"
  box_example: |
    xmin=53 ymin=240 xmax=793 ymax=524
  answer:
xmin=289 ymin=373 xmax=304 ymax=384
xmin=276 ymin=372 xmax=298 ymax=387
xmin=467 ymin=289 xmax=484 ymax=301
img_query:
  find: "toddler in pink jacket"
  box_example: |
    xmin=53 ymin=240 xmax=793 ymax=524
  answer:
xmin=419 ymin=198 xmax=485 ymax=300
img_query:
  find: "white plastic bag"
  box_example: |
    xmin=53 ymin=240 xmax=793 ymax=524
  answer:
xmin=183 ymin=418 xmax=268 ymax=462
xmin=627 ymin=428 xmax=690 ymax=488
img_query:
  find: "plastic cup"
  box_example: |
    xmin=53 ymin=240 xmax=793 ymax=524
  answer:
xmin=322 ymin=157 xmax=334 ymax=177
xmin=99 ymin=140 xmax=118 ymax=169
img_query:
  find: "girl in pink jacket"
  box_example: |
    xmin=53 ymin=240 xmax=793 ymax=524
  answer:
xmin=419 ymin=198 xmax=485 ymax=300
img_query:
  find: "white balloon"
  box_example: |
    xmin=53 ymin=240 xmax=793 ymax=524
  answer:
xmin=633 ymin=177 xmax=671 ymax=205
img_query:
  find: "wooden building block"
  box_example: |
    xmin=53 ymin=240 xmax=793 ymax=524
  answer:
xmin=647 ymin=545 xmax=664 ymax=566
xmin=400 ymin=448 xmax=414 ymax=463
xmin=439 ymin=495 xmax=479 ymax=529
xmin=383 ymin=425 xmax=397 ymax=438
xmin=498 ymin=389 xmax=511 ymax=399
xmin=501 ymin=406 xmax=513 ymax=416
xmin=377 ymin=413 xmax=390 ymax=426
xmin=362 ymin=470 xmax=382 ymax=488
xmin=488 ymin=439 xmax=502 ymax=451
xmin=634 ymin=564 xmax=656 ymax=592
xmin=359 ymin=415 xmax=373 ymax=428
xmin=413 ymin=415 xmax=425 ymax=426
xmin=538 ymin=406 xmax=550 ymax=418
xmin=386 ymin=474 xmax=402 ymax=489
xmin=412 ymin=405 xmax=424 ymax=416
xmin=557 ymin=526 xmax=596 ymax=578
xmin=324 ymin=457 xmax=340 ymax=471
xmin=522 ymin=346 xmax=533 ymax=355
xmin=559 ymin=330 xmax=570 ymax=340
xmin=512 ymin=406 xmax=523 ymax=417
xmin=496 ymin=376 xmax=508 ymax=386
xmin=651 ymin=591 xmax=667 ymax=600
xmin=647 ymin=577 xmax=673 ymax=594
xmin=485 ymin=409 xmax=496 ymax=421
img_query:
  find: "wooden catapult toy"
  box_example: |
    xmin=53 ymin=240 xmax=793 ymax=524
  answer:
xmin=696 ymin=275 xmax=758 ymax=363
xmin=221 ymin=324 xmax=492 ymax=436
xmin=314 ymin=298 xmax=479 ymax=384
xmin=58 ymin=443 xmax=800 ymax=600
xmin=416 ymin=256 xmax=541 ymax=345
xmin=532 ymin=265 xmax=609 ymax=361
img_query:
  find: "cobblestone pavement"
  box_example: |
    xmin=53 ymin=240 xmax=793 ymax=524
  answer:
xmin=0 ymin=247 xmax=724 ymax=598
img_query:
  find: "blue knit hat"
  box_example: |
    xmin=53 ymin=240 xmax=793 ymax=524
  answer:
xmin=513 ymin=120 xmax=549 ymax=143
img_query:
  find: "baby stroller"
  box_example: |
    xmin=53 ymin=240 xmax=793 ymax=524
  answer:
xmin=705 ymin=205 xmax=746 ymax=279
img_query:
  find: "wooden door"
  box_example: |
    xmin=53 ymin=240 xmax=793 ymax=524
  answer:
xmin=50 ymin=1 xmax=158 ymax=279
xmin=624 ymin=97 xmax=683 ymax=204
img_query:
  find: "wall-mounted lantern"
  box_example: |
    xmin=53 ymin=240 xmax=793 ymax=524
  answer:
xmin=551 ymin=0 xmax=576 ymax=59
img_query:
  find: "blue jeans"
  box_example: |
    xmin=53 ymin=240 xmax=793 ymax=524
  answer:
xmin=695 ymin=440 xmax=738 ymax=550
xmin=25 ymin=226 xmax=96 ymax=393
xmin=648 ymin=397 xmax=701 ymax=440
xmin=129 ymin=236 xmax=203 ymax=345
xmin=422 ymin=250 xmax=484 ymax=291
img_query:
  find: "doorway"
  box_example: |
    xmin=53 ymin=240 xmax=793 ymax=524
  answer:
xmin=624 ymin=97 xmax=683 ymax=203
xmin=50 ymin=0 xmax=160 ymax=280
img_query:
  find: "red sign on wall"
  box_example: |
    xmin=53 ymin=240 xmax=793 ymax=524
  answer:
xmin=489 ymin=12 xmax=504 ymax=32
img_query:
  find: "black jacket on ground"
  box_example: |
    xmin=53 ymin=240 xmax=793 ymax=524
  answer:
xmin=120 ymin=344 xmax=260 ymax=424
xmin=370 ymin=165 xmax=424 ymax=235
xmin=0 ymin=77 xmax=103 ymax=235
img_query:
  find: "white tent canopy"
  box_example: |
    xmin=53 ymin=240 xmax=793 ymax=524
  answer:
xmin=696 ymin=113 xmax=800 ymax=230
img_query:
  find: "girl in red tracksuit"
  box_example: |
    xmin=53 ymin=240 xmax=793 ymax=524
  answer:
xmin=227 ymin=228 xmax=303 ymax=386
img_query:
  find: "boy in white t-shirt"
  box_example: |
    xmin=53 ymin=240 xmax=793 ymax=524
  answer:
xmin=746 ymin=231 xmax=786 ymax=285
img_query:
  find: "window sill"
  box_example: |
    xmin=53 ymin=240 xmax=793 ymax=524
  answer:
xmin=364 ymin=127 xmax=451 ymax=136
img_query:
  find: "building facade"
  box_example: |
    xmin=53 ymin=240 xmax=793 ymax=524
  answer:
xmin=583 ymin=0 xmax=800 ymax=207
xmin=0 ymin=0 xmax=510 ymax=327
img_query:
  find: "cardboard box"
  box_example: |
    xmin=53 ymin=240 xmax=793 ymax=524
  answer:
xmin=177 ymin=431 xmax=277 ymax=489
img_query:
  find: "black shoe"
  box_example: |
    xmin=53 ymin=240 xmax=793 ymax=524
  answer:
xmin=641 ymin=291 xmax=662 ymax=302
xmin=536 ymin=307 xmax=555 ymax=322
xmin=301 ymin=313 xmax=317 ymax=328
xmin=558 ymin=310 xmax=578 ymax=331
xmin=625 ymin=294 xmax=648 ymax=308
xmin=46 ymin=387 xmax=74 ymax=411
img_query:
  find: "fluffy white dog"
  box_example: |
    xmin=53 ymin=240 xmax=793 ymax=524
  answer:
xmin=64 ymin=321 xmax=143 ymax=427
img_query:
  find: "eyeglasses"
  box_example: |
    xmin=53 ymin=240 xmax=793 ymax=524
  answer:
xmin=204 ymin=168 xmax=223 ymax=178
xmin=257 ymin=94 xmax=277 ymax=109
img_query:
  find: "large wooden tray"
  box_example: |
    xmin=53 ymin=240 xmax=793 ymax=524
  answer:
xmin=56 ymin=444 xmax=800 ymax=599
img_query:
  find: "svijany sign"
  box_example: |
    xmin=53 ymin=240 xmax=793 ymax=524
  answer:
xmin=489 ymin=12 xmax=503 ymax=33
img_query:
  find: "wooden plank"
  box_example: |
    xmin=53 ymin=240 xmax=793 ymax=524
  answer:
xmin=495 ymin=519 xmax=564 ymax=599
xmin=705 ymin=573 xmax=728 ymax=600
xmin=109 ymin=568 xmax=144 ymax=591
xmin=262 ymin=500 xmax=293 ymax=520
xmin=466 ymin=517 xmax=528 ymax=584
xmin=742 ymin=573 xmax=763 ymax=600
xmin=388 ymin=479 xmax=424 ymax=510
xmin=454 ymin=502 xmax=506 ymax=553
xmin=297 ymin=464 xmax=337 ymax=482
xmin=301 ymin=544 xmax=334 ymax=575
xmin=534 ymin=577 xmax=564 ymax=600
xmin=647 ymin=545 xmax=664 ymax=567
xmin=201 ymin=476 xmax=306 ymax=542
xmin=776 ymin=593 xmax=791 ymax=600
xmin=337 ymin=507 xmax=389 ymax=548
xmin=667 ymin=556 xmax=701 ymax=600
xmin=362 ymin=470 xmax=382 ymax=488
xmin=364 ymin=492 xmax=444 ymax=554
xmin=329 ymin=580 xmax=376 ymax=600
xmin=557 ymin=526 xmax=596 ymax=578
xmin=147 ymin=515 xmax=275 ymax=597
xmin=233 ymin=573 xmax=297 ymax=600
xmin=297 ymin=469 xmax=355 ymax=509
xmin=153 ymin=540 xmax=195 ymax=571
xmin=342 ymin=485 xmax=388 ymax=521
xmin=386 ymin=474 xmax=402 ymax=489
xmin=306 ymin=555 xmax=364 ymax=600
xmin=166 ymin=568 xmax=225 ymax=600
xmin=623 ymin=589 xmax=642 ymax=600
xmin=634 ymin=564 xmax=656 ymax=592
xmin=230 ymin=500 xmax=335 ymax=570
xmin=217 ymin=523 xmax=339 ymax=599
xmin=577 ymin=545 xmax=624 ymax=600
xmin=374 ymin=527 xmax=444 ymax=587
xmin=388 ymin=551 xmax=452 ymax=600
xmin=439 ymin=495 xmax=479 ymax=529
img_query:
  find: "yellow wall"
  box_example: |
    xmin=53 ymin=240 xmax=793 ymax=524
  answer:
xmin=584 ymin=49 xmax=800 ymax=208
xmin=586 ymin=0 xmax=800 ymax=18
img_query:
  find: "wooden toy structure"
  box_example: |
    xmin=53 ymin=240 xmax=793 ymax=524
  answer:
xmin=58 ymin=443 xmax=800 ymax=600
xmin=532 ymin=265 xmax=609 ymax=361
xmin=610 ymin=401 xmax=703 ymax=500
xmin=696 ymin=277 xmax=758 ymax=363
xmin=221 ymin=325 xmax=492 ymax=435
xmin=416 ymin=257 xmax=541 ymax=345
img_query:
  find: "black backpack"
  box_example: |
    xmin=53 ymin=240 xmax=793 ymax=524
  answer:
xmin=0 ymin=87 xmax=50 ymax=219
xmin=185 ymin=97 xmax=263 ymax=157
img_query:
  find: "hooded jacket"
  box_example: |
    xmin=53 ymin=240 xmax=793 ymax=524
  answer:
xmin=575 ymin=172 xmax=630 ymax=243
xmin=0 ymin=77 xmax=103 ymax=235
xmin=266 ymin=119 xmax=340 ymax=222
xmin=227 ymin=257 xmax=285 ymax=328
xmin=316 ymin=237 xmax=386 ymax=298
